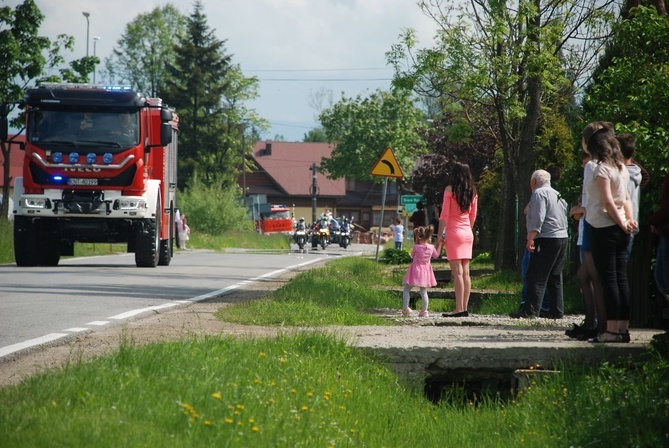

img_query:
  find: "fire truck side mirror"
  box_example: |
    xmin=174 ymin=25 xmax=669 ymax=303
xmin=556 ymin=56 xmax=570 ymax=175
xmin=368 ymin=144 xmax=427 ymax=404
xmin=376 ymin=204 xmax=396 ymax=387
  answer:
xmin=0 ymin=104 xmax=7 ymax=141
xmin=160 ymin=108 xmax=173 ymax=122
xmin=160 ymin=122 xmax=173 ymax=146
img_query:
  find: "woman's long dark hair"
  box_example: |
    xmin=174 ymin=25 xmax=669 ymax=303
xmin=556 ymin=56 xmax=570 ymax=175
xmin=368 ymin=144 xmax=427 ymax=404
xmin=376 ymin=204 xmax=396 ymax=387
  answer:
xmin=449 ymin=162 xmax=476 ymax=212
xmin=587 ymin=127 xmax=624 ymax=171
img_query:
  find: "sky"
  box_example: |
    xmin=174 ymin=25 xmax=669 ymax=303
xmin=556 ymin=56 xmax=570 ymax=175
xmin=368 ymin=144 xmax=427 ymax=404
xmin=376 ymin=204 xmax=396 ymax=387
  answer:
xmin=14 ymin=0 xmax=439 ymax=142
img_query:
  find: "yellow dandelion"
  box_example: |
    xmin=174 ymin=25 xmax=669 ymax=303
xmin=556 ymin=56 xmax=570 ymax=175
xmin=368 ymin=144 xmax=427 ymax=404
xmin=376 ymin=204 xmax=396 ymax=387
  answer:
xmin=339 ymin=406 xmax=346 ymax=410
xmin=280 ymin=357 xmax=287 ymax=363
xmin=228 ymin=405 xmax=234 ymax=410
xmin=291 ymin=388 xmax=297 ymax=394
xmin=225 ymin=418 xmax=234 ymax=424
xmin=252 ymin=426 xmax=260 ymax=432
xmin=254 ymin=378 xmax=261 ymax=383
xmin=350 ymin=429 xmax=356 ymax=434
xmin=249 ymin=418 xmax=255 ymax=423
xmin=236 ymin=404 xmax=245 ymax=409
xmin=212 ymin=392 xmax=222 ymax=399
xmin=307 ymin=392 xmax=314 ymax=397
xmin=259 ymin=352 xmax=266 ymax=356
xmin=204 ymin=420 xmax=214 ymax=426
xmin=301 ymin=406 xmax=309 ymax=411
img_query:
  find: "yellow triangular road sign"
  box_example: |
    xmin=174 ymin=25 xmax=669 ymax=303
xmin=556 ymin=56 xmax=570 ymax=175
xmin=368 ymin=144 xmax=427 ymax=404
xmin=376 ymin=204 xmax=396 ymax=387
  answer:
xmin=370 ymin=146 xmax=404 ymax=178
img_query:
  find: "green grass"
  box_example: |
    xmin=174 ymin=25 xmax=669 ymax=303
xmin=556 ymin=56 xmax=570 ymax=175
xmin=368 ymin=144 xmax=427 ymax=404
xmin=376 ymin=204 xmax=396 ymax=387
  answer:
xmin=190 ymin=230 xmax=290 ymax=250
xmin=0 ymin=219 xmax=12 ymax=264
xmin=216 ymin=257 xmax=399 ymax=326
xmin=1 ymin=333 xmax=667 ymax=447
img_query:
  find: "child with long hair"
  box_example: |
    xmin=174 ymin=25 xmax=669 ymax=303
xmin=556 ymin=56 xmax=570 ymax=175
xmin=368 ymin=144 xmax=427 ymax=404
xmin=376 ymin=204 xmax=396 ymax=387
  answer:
xmin=401 ymin=226 xmax=439 ymax=317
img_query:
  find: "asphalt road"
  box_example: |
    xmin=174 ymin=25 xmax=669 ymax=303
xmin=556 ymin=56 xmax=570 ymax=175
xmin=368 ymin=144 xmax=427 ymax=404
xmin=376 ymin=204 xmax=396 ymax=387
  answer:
xmin=0 ymin=244 xmax=374 ymax=359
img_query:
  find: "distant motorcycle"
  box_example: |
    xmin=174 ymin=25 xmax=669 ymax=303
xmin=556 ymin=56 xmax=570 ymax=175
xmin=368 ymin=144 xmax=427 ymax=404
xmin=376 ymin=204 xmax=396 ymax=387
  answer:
xmin=294 ymin=218 xmax=307 ymax=250
xmin=311 ymin=217 xmax=330 ymax=250
xmin=338 ymin=216 xmax=353 ymax=249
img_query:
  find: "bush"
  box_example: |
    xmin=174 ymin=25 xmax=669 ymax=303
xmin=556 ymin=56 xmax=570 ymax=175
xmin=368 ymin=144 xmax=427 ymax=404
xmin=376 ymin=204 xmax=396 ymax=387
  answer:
xmin=178 ymin=180 xmax=252 ymax=235
xmin=380 ymin=248 xmax=412 ymax=264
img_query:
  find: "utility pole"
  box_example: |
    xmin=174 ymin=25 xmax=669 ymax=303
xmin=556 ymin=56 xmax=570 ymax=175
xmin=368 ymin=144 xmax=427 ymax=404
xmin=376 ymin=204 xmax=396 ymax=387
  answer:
xmin=311 ymin=163 xmax=318 ymax=224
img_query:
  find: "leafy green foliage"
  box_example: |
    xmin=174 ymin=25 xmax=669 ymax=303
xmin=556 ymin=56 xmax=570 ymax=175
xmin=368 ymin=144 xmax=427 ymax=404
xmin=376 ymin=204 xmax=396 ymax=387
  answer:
xmin=178 ymin=178 xmax=252 ymax=234
xmin=583 ymin=5 xmax=669 ymax=185
xmin=104 ymin=4 xmax=186 ymax=96
xmin=387 ymin=0 xmax=617 ymax=269
xmin=163 ymin=1 xmax=235 ymax=188
xmin=302 ymin=127 xmax=328 ymax=142
xmin=410 ymin=109 xmax=498 ymax=207
xmin=318 ymin=89 xmax=428 ymax=181
xmin=379 ymin=248 xmax=413 ymax=265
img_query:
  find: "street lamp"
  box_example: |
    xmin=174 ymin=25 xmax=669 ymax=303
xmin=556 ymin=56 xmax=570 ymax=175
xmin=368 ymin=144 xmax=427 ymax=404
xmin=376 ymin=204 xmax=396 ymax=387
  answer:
xmin=93 ymin=37 xmax=100 ymax=83
xmin=82 ymin=12 xmax=90 ymax=57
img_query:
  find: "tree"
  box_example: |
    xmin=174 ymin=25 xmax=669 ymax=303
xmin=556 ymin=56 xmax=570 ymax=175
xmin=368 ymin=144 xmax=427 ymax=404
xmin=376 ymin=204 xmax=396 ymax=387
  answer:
xmin=387 ymin=0 xmax=618 ymax=269
xmin=318 ymin=88 xmax=428 ymax=181
xmin=162 ymin=1 xmax=235 ymax=187
xmin=0 ymin=0 xmax=74 ymax=221
xmin=104 ymin=4 xmax=186 ymax=96
xmin=303 ymin=128 xmax=328 ymax=142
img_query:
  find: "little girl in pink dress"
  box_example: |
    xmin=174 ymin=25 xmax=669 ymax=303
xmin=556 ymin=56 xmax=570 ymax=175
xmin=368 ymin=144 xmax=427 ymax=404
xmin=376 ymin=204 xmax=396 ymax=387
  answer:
xmin=402 ymin=226 xmax=439 ymax=317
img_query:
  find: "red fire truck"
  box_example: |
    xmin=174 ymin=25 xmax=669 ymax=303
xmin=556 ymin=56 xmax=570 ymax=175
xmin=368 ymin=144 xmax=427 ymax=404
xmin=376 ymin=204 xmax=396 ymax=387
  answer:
xmin=3 ymin=83 xmax=179 ymax=267
xmin=258 ymin=204 xmax=294 ymax=234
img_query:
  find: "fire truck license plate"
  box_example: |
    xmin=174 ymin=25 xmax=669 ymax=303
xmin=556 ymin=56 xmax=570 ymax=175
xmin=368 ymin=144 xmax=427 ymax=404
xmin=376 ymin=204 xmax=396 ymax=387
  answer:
xmin=68 ymin=178 xmax=99 ymax=186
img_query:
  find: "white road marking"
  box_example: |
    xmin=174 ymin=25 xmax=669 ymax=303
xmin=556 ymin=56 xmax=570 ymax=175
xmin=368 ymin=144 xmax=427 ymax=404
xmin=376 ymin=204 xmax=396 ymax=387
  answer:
xmin=0 ymin=333 xmax=69 ymax=358
xmin=1 ymin=256 xmax=329 ymax=360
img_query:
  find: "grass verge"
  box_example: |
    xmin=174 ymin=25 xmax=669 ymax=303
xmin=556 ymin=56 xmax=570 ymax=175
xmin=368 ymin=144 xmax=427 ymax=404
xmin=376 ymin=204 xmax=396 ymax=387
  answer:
xmin=216 ymin=257 xmax=399 ymax=326
xmin=1 ymin=333 xmax=667 ymax=447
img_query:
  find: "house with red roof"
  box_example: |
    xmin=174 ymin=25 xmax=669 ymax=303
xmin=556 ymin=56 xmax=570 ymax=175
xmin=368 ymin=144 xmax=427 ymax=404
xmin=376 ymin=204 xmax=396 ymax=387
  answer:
xmin=242 ymin=141 xmax=399 ymax=231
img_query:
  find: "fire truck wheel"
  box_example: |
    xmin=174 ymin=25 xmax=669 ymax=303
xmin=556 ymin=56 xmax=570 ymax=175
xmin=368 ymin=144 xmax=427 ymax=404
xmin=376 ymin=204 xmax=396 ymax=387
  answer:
xmin=135 ymin=200 xmax=160 ymax=267
xmin=158 ymin=213 xmax=174 ymax=266
xmin=14 ymin=216 xmax=38 ymax=267
xmin=37 ymin=225 xmax=61 ymax=266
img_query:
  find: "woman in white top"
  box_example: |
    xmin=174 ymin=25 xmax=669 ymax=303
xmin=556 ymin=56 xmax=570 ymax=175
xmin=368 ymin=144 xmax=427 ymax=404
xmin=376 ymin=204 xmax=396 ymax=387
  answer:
xmin=584 ymin=127 xmax=637 ymax=343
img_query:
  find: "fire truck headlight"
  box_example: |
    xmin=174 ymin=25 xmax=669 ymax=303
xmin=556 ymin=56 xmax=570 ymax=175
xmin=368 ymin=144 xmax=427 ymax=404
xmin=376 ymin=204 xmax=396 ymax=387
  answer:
xmin=22 ymin=198 xmax=51 ymax=209
xmin=69 ymin=152 xmax=80 ymax=164
xmin=103 ymin=153 xmax=113 ymax=164
xmin=114 ymin=199 xmax=147 ymax=211
xmin=86 ymin=153 xmax=97 ymax=164
xmin=52 ymin=152 xmax=63 ymax=163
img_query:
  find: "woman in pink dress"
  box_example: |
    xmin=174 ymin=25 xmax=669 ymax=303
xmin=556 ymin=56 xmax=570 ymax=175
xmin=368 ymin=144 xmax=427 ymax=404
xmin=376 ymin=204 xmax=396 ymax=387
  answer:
xmin=401 ymin=226 xmax=440 ymax=317
xmin=437 ymin=162 xmax=478 ymax=317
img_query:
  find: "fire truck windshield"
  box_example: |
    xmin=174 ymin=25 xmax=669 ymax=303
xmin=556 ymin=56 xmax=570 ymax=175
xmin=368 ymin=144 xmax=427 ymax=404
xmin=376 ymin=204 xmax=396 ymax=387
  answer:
xmin=261 ymin=210 xmax=291 ymax=220
xmin=28 ymin=109 xmax=139 ymax=150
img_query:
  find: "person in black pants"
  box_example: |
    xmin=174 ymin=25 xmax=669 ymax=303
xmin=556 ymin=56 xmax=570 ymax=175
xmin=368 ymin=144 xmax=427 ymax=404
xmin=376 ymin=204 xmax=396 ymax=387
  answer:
xmin=510 ymin=170 xmax=568 ymax=319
